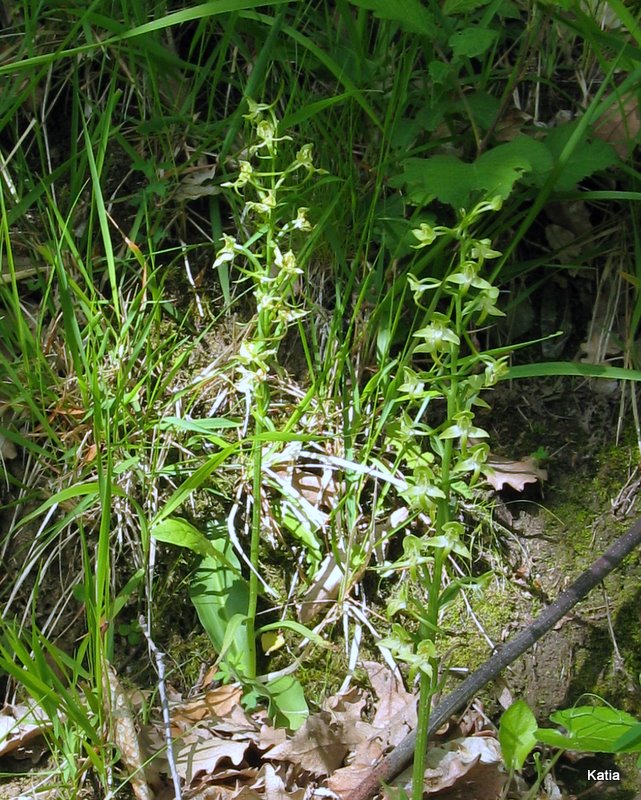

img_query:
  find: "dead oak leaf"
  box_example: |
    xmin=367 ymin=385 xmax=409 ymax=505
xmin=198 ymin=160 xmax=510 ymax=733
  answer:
xmin=385 ymin=736 xmax=504 ymax=800
xmin=173 ymin=684 xmax=244 ymax=725
xmin=483 ymin=455 xmax=547 ymax=492
xmin=175 ymin=732 xmax=248 ymax=784
xmin=327 ymin=762 xmax=376 ymax=798
xmin=265 ymin=710 xmax=348 ymax=777
xmin=363 ymin=661 xmax=416 ymax=736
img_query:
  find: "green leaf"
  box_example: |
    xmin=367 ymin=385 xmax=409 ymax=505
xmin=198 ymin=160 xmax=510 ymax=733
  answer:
xmin=499 ymin=700 xmax=538 ymax=770
xmin=112 ymin=569 xmax=145 ymax=617
xmin=280 ymin=511 xmax=322 ymax=563
xmin=449 ymin=26 xmax=498 ymax=59
xmin=257 ymin=620 xmax=328 ymax=649
xmin=281 ymin=92 xmax=361 ymax=128
xmin=505 ymin=362 xmax=641 ymax=382
xmin=429 ymin=60 xmax=451 ymax=84
xmin=189 ymin=539 xmax=252 ymax=679
xmin=392 ymin=137 xmax=552 ymax=209
xmin=347 ymin=0 xmax=434 ymax=34
xmin=151 ymin=518 xmax=241 ymax=576
xmin=614 ymin=722 xmax=641 ymax=753
xmin=159 ymin=416 xmax=241 ymax=432
xmin=151 ymin=518 xmax=214 ymax=556
xmin=443 ymin=0 xmax=491 ymax=13
xmin=262 ymin=674 xmax=309 ymax=730
xmin=540 ymin=122 xmax=619 ymax=191
xmin=537 ymin=705 xmax=641 ymax=753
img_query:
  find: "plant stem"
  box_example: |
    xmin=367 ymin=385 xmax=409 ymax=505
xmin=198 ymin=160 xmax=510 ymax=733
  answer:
xmin=411 ymin=321 xmax=459 ymax=799
xmin=247 ymin=374 xmax=270 ymax=681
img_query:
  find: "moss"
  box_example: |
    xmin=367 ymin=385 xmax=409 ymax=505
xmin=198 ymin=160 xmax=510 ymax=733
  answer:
xmin=166 ymin=631 xmax=216 ymax=689
xmin=440 ymin=582 xmax=520 ymax=683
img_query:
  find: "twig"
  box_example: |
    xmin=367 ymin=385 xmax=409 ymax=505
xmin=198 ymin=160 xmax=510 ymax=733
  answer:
xmin=345 ymin=517 xmax=641 ymax=800
xmin=139 ymin=615 xmax=183 ymax=800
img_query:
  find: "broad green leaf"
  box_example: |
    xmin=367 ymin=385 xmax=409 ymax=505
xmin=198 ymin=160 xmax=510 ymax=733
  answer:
xmin=537 ymin=705 xmax=641 ymax=753
xmin=449 ymin=26 xmax=498 ymax=58
xmin=500 ymin=700 xmax=538 ymax=770
xmin=151 ymin=517 xmax=214 ymax=556
xmin=429 ymin=60 xmax=451 ymax=84
xmin=280 ymin=511 xmax=322 ymax=563
xmin=151 ymin=517 xmax=219 ymax=558
xmin=262 ymin=674 xmax=309 ymax=730
xmin=151 ymin=518 xmax=244 ymax=577
xmin=539 ymin=122 xmax=619 ymax=191
xmin=347 ymin=0 xmax=434 ymax=34
xmin=190 ymin=540 xmax=252 ymax=678
xmin=392 ymin=137 xmax=552 ymax=209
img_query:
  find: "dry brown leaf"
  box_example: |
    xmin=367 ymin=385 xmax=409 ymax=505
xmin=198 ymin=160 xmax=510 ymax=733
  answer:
xmin=185 ymin=784 xmax=260 ymax=800
xmin=385 ymin=736 xmax=504 ymax=799
xmin=0 ymin=703 xmax=49 ymax=759
xmin=207 ymin=704 xmax=262 ymax=740
xmin=271 ymin=465 xmax=341 ymax=509
xmin=104 ymin=665 xmax=154 ymax=800
xmin=174 ymin=684 xmax=244 ymax=724
xmin=364 ymin=662 xmax=415 ymax=736
xmin=326 ymin=667 xmax=418 ymax=796
xmin=298 ymin=550 xmax=347 ymax=623
xmin=346 ymin=661 xmax=417 ymax=765
xmin=494 ymin=108 xmax=533 ymax=142
xmin=291 ymin=468 xmax=342 ymax=508
xmin=258 ymin=723 xmax=288 ymax=752
xmin=256 ymin=763 xmax=306 ymax=800
xmin=175 ymin=163 xmax=219 ymax=200
xmin=327 ymin=763 xmax=375 ymax=798
xmin=484 ymin=455 xmax=547 ymax=492
xmin=175 ymin=731 xmax=248 ymax=784
xmin=265 ymin=710 xmax=349 ymax=777
xmin=593 ymin=91 xmax=640 ymax=160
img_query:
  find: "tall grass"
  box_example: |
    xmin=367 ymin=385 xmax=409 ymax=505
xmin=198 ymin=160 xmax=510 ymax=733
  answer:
xmin=1 ymin=0 xmax=641 ymax=796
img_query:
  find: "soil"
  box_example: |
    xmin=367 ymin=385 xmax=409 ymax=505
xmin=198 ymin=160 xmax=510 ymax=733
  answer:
xmin=464 ymin=375 xmax=641 ymax=798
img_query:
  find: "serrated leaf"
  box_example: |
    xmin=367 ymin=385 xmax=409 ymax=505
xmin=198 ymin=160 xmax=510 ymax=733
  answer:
xmin=541 ymin=122 xmax=619 ymax=190
xmin=392 ymin=137 xmax=552 ymax=208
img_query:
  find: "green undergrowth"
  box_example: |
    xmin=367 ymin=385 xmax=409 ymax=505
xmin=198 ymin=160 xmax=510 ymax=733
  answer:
xmin=2 ymin=0 xmax=641 ymax=795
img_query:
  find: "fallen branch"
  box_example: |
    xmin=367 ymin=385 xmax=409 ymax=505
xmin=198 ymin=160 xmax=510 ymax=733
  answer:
xmin=345 ymin=517 xmax=641 ymax=800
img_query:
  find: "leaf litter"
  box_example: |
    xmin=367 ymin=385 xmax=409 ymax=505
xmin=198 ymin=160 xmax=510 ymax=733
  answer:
xmin=0 ymin=660 xmax=512 ymax=800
